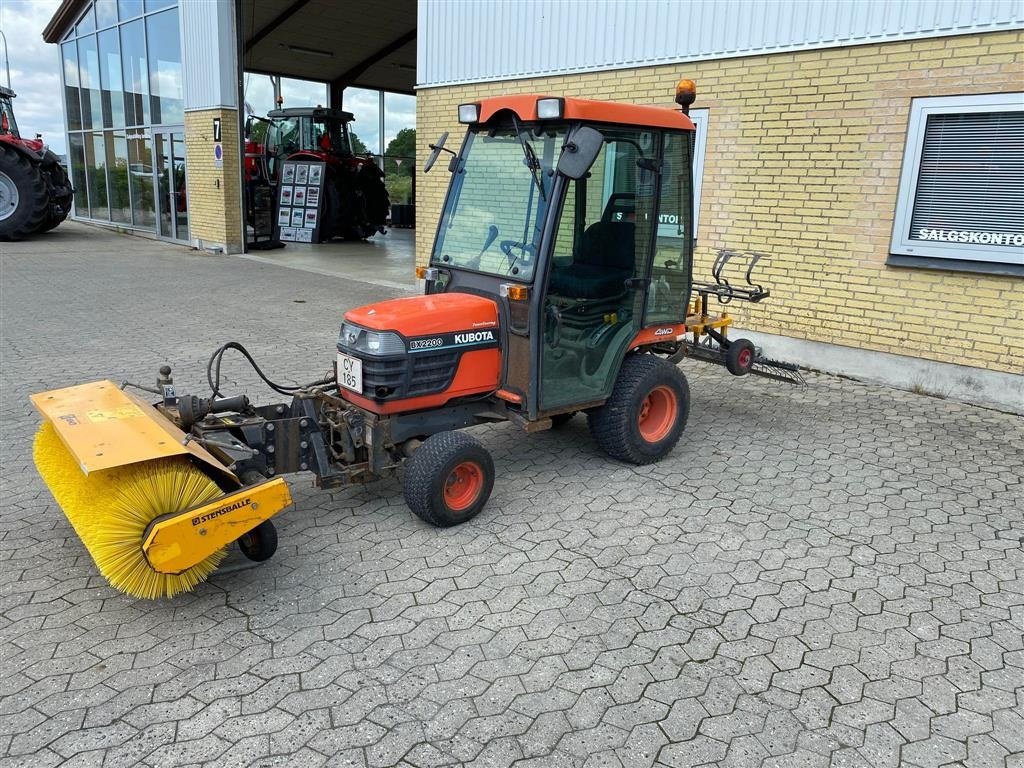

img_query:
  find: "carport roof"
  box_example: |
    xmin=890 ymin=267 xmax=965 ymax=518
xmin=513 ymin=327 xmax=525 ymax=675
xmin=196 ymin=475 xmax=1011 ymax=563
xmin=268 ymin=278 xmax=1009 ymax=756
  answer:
xmin=242 ymin=0 xmax=416 ymax=94
xmin=43 ymin=0 xmax=416 ymax=94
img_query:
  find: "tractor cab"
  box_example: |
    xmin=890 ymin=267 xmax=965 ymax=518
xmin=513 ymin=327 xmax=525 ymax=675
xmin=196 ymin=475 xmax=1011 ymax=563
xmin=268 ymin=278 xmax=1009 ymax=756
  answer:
xmin=421 ymin=92 xmax=697 ymax=419
xmin=264 ymin=106 xmax=356 ymax=168
xmin=0 ymin=86 xmax=21 ymax=137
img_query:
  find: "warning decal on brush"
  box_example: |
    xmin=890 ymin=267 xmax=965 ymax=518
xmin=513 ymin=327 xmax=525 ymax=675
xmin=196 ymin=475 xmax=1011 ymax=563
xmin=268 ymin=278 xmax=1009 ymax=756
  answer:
xmin=86 ymin=405 xmax=145 ymax=423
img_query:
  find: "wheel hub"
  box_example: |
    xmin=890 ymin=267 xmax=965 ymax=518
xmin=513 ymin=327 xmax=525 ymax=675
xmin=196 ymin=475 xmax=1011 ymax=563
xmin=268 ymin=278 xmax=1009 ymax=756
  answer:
xmin=444 ymin=461 xmax=483 ymax=511
xmin=637 ymin=385 xmax=677 ymax=443
xmin=0 ymin=171 xmax=18 ymax=222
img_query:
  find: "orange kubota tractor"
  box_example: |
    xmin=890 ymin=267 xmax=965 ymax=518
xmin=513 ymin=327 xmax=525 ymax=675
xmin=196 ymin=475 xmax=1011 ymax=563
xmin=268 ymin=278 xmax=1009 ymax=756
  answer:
xmin=0 ymin=85 xmax=73 ymax=241
xmin=31 ymin=81 xmax=800 ymax=598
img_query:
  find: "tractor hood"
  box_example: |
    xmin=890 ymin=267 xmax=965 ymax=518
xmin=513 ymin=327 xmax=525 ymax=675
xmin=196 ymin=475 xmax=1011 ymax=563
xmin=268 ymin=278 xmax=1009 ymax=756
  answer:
xmin=344 ymin=293 xmax=499 ymax=337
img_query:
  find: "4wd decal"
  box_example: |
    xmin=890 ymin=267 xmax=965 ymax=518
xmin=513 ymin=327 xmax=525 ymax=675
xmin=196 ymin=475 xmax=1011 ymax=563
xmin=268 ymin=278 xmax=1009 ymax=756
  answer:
xmin=407 ymin=329 xmax=500 ymax=353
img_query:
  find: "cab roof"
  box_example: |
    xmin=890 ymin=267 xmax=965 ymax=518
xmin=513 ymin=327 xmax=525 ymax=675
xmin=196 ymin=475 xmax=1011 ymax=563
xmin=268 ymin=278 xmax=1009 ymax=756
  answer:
xmin=267 ymin=107 xmax=355 ymax=122
xmin=475 ymin=95 xmax=695 ymax=132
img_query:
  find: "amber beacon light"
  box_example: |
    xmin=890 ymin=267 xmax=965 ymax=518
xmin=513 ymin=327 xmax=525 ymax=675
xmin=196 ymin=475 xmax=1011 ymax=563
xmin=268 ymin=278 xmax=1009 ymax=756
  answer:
xmin=675 ymin=79 xmax=697 ymax=114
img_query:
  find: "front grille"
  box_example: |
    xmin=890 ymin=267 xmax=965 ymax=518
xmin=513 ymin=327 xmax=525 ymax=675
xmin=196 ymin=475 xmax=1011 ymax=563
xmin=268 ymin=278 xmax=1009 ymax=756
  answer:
xmin=409 ymin=350 xmax=460 ymax=396
xmin=340 ymin=346 xmax=460 ymax=400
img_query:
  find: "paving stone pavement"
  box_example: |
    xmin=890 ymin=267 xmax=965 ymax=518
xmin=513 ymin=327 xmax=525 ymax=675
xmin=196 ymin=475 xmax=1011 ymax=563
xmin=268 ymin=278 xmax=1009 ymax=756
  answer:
xmin=1 ymin=223 xmax=1022 ymax=768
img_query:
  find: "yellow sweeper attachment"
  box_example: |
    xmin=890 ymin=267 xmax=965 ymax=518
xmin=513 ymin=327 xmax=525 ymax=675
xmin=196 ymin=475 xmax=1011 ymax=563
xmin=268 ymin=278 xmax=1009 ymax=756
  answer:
xmin=31 ymin=381 xmax=293 ymax=599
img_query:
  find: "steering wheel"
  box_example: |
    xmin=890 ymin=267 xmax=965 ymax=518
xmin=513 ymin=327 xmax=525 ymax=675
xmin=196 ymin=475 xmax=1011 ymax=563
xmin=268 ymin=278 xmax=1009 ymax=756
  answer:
xmin=500 ymin=240 xmax=535 ymax=264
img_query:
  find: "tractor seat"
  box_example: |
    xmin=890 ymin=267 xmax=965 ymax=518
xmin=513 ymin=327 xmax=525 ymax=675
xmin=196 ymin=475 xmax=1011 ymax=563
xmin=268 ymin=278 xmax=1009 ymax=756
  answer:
xmin=549 ymin=221 xmax=635 ymax=300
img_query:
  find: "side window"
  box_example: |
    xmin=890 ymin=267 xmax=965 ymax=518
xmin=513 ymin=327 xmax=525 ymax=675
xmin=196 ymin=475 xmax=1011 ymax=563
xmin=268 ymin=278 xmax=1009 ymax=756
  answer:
xmin=549 ymin=129 xmax=657 ymax=291
xmin=646 ymin=131 xmax=694 ymax=324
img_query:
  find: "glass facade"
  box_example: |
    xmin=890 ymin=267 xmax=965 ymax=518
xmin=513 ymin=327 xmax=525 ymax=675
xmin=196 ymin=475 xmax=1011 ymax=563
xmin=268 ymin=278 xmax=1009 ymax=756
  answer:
xmin=62 ymin=1 xmax=182 ymax=236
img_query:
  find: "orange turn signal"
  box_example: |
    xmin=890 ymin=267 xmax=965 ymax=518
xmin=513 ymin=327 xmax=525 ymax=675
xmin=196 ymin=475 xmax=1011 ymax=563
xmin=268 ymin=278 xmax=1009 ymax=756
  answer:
xmin=415 ymin=266 xmax=427 ymax=279
xmin=506 ymin=285 xmax=529 ymax=301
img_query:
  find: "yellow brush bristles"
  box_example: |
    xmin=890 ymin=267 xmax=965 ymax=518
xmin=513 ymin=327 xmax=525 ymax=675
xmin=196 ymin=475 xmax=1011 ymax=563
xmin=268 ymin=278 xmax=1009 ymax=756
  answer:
xmin=33 ymin=422 xmax=229 ymax=599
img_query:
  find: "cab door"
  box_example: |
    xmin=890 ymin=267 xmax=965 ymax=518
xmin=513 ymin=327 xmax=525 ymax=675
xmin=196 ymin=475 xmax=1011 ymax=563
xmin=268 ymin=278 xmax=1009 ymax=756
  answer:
xmin=538 ymin=128 xmax=660 ymax=412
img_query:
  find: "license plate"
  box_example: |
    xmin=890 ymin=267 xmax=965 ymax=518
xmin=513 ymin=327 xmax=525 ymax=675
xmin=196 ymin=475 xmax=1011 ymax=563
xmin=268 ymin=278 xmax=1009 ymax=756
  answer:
xmin=337 ymin=352 xmax=362 ymax=394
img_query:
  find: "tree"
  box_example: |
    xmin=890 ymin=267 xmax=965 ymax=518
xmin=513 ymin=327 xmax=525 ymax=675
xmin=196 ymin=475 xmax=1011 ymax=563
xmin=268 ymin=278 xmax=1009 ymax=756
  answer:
xmin=384 ymin=128 xmax=415 ymax=178
xmin=348 ymin=130 xmax=370 ymax=155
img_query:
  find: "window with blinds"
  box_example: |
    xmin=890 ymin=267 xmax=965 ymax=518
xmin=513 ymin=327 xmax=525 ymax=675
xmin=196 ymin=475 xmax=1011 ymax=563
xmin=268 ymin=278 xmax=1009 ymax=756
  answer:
xmin=891 ymin=94 xmax=1024 ymax=269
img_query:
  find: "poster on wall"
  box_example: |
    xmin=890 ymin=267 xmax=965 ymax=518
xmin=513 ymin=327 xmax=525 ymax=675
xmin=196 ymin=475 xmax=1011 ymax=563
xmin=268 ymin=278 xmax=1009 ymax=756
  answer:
xmin=276 ymin=161 xmax=327 ymax=243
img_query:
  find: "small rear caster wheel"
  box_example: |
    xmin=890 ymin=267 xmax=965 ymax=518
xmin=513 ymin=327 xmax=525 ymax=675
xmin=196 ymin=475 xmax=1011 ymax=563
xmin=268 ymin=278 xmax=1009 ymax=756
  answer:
xmin=725 ymin=338 xmax=756 ymax=376
xmin=238 ymin=520 xmax=278 ymax=562
xmin=403 ymin=431 xmax=495 ymax=527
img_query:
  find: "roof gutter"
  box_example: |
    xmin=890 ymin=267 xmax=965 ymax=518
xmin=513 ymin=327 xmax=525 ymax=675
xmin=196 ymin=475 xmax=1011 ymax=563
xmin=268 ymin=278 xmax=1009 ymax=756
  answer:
xmin=42 ymin=0 xmax=87 ymax=44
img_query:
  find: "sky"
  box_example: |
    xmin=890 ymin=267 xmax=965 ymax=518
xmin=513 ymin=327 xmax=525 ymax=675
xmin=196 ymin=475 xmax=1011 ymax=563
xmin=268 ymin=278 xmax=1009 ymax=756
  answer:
xmin=1 ymin=0 xmax=65 ymax=154
xmin=0 ymin=0 xmax=416 ymax=158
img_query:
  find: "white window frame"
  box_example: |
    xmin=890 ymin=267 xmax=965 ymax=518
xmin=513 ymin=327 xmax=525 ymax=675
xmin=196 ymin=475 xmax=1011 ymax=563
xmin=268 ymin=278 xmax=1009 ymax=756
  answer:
xmin=689 ymin=108 xmax=709 ymax=237
xmin=890 ymin=93 xmax=1024 ymax=267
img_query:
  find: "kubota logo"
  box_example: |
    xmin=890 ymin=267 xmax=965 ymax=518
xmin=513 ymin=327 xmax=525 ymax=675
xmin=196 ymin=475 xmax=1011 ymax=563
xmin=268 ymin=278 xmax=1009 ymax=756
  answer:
xmin=454 ymin=331 xmax=495 ymax=344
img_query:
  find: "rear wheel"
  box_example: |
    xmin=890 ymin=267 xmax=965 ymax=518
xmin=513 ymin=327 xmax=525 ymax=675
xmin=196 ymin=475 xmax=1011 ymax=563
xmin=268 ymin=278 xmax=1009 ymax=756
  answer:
xmin=403 ymin=431 xmax=494 ymax=527
xmin=0 ymin=149 xmax=48 ymax=241
xmin=588 ymin=354 xmax=690 ymax=465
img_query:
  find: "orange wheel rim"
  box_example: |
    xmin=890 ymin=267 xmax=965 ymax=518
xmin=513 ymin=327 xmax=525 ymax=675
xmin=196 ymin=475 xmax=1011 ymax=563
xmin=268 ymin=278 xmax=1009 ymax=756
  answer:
xmin=444 ymin=461 xmax=483 ymax=511
xmin=638 ymin=385 xmax=677 ymax=443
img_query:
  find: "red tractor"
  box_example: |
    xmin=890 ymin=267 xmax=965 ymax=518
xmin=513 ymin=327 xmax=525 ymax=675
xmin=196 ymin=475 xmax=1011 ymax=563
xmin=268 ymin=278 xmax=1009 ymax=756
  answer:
xmin=246 ymin=106 xmax=389 ymax=241
xmin=0 ymin=85 xmax=73 ymax=241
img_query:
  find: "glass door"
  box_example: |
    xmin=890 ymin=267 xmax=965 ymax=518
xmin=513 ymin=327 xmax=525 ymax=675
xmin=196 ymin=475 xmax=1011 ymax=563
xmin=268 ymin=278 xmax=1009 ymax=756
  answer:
xmin=153 ymin=127 xmax=188 ymax=241
xmin=539 ymin=128 xmax=658 ymax=411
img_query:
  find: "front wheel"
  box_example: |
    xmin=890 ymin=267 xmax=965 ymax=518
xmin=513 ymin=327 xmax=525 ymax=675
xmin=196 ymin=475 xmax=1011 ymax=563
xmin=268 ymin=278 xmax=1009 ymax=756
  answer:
xmin=403 ymin=431 xmax=495 ymax=527
xmin=588 ymin=354 xmax=690 ymax=465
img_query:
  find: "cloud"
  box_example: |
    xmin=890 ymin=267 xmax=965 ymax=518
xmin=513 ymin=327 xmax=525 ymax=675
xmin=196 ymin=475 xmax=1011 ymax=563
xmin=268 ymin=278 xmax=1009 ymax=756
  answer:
xmin=0 ymin=1 xmax=417 ymax=160
xmin=1 ymin=0 xmax=65 ymax=153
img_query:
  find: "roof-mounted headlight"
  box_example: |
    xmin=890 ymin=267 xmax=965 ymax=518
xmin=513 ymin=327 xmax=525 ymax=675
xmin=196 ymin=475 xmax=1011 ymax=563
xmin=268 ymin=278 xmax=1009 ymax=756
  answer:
xmin=458 ymin=103 xmax=480 ymax=123
xmin=536 ymin=98 xmax=564 ymax=120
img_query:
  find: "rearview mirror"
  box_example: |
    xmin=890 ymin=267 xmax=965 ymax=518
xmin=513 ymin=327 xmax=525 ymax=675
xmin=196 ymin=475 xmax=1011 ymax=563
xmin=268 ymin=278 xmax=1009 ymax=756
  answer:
xmin=557 ymin=126 xmax=603 ymax=179
xmin=423 ymin=132 xmax=449 ymax=173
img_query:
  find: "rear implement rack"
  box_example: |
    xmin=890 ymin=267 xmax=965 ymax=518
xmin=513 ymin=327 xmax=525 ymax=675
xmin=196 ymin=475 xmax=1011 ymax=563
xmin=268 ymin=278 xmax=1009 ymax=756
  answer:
xmin=682 ymin=249 xmax=804 ymax=385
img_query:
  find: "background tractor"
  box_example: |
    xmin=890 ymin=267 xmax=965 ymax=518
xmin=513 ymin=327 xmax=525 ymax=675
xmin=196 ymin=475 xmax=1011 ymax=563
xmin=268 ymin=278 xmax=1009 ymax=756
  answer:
xmin=245 ymin=105 xmax=389 ymax=241
xmin=0 ymin=85 xmax=73 ymax=241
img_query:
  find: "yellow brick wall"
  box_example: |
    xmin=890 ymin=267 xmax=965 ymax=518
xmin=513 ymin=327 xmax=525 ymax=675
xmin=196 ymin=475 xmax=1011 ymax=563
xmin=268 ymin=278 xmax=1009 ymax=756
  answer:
xmin=416 ymin=30 xmax=1023 ymax=374
xmin=184 ymin=108 xmax=243 ymax=252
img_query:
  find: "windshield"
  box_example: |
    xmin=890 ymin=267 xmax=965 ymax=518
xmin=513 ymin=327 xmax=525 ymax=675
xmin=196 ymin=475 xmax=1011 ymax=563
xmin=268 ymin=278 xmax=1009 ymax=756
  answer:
xmin=432 ymin=124 xmax=567 ymax=281
xmin=0 ymin=96 xmax=18 ymax=137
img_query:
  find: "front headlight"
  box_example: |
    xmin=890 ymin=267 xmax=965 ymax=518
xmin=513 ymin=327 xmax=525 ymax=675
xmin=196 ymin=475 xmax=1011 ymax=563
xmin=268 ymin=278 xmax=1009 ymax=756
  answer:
xmin=338 ymin=323 xmax=405 ymax=355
